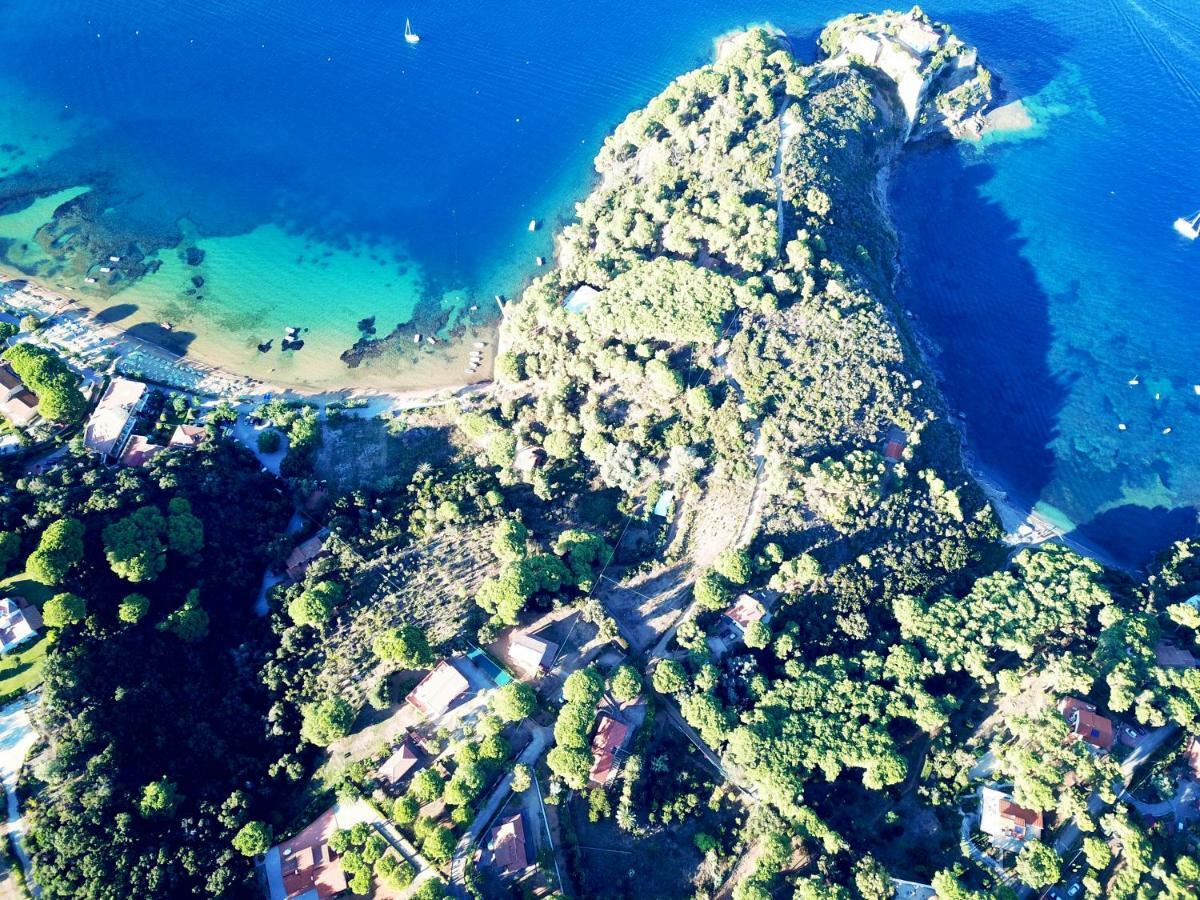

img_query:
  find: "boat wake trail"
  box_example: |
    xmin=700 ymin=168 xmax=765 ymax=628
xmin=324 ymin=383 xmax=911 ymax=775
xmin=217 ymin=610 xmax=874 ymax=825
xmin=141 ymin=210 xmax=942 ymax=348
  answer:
xmin=1116 ymin=0 xmax=1200 ymax=110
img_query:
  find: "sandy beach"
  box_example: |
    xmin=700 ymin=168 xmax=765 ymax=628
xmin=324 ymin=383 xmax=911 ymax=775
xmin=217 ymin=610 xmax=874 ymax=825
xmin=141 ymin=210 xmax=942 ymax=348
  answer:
xmin=0 ymin=270 xmax=493 ymax=405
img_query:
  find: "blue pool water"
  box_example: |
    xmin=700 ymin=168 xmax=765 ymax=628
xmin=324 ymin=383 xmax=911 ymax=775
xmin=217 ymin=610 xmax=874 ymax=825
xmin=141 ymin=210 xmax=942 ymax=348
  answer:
xmin=0 ymin=0 xmax=1197 ymax=561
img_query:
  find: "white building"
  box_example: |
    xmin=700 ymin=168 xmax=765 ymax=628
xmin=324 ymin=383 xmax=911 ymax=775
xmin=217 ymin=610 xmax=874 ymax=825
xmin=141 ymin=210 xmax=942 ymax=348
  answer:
xmin=84 ymin=377 xmax=146 ymax=460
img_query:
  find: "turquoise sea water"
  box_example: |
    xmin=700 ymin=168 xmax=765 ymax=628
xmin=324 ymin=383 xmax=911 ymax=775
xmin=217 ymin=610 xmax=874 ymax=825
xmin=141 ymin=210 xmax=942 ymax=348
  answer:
xmin=0 ymin=0 xmax=1197 ymax=561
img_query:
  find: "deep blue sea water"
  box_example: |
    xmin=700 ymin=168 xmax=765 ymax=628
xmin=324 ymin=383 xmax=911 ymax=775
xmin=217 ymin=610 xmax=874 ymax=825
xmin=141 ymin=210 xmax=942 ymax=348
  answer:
xmin=0 ymin=0 xmax=1197 ymax=562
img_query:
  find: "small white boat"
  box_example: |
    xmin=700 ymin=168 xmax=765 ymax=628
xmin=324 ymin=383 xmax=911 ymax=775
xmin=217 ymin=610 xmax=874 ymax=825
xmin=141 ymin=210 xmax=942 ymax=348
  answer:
xmin=108 ymin=255 xmax=121 ymax=263
xmin=1163 ymin=426 xmax=1173 ymax=435
xmin=474 ymin=341 xmax=486 ymax=349
xmin=99 ymin=266 xmax=112 ymax=273
xmin=161 ymin=321 xmax=173 ymax=331
xmin=535 ymin=256 xmax=545 ymax=266
xmin=1193 ymin=385 xmax=1200 ymax=396
xmin=1128 ymin=375 xmax=1140 ymax=385
xmin=413 ymin=333 xmax=422 ymax=343
xmin=404 ymin=18 xmax=420 ymax=44
xmin=1155 ymin=392 xmax=1162 ymax=401
xmin=427 ymin=335 xmax=438 ymax=344
xmin=1174 ymin=210 xmax=1200 ymax=240
xmin=84 ymin=277 xmax=97 ymax=284
xmin=528 ymin=219 xmax=539 ymax=232
xmin=469 ymin=304 xmax=478 ymax=311
xmin=1118 ymin=423 xmax=1127 ymax=431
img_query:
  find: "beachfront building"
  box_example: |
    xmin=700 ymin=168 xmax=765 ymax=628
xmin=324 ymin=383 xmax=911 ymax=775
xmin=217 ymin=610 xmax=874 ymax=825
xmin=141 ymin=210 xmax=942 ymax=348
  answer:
xmin=507 ymin=631 xmax=558 ymax=677
xmin=0 ymin=362 xmax=39 ymax=428
xmin=1059 ymin=697 xmax=1115 ymax=753
xmin=405 ymin=660 xmax=470 ymax=720
xmin=485 ymin=812 xmax=531 ymax=877
xmin=979 ymin=786 xmax=1043 ymax=854
xmin=0 ymin=597 xmax=42 ymax=652
xmin=588 ymin=714 xmax=632 ymax=787
xmin=84 ymin=377 xmax=147 ymax=461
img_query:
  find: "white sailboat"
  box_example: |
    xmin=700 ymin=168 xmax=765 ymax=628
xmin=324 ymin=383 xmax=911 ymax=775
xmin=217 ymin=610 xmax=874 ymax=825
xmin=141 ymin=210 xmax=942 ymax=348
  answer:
xmin=404 ymin=18 xmax=420 ymax=44
xmin=1174 ymin=209 xmax=1200 ymax=240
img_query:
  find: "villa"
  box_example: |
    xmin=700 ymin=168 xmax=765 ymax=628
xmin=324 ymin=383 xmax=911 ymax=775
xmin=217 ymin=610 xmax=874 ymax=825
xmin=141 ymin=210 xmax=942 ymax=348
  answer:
xmin=285 ymin=533 xmax=327 ymax=582
xmin=0 ymin=362 xmax=39 ymax=428
xmin=119 ymin=435 xmax=164 ymax=468
xmin=84 ymin=377 xmax=147 ymax=461
xmin=405 ymin=660 xmax=470 ymax=719
xmin=263 ymin=802 xmax=363 ymax=900
xmin=588 ymin=714 xmax=632 ymax=787
xmin=486 ymin=812 xmax=531 ymax=877
xmin=979 ymin=786 xmax=1043 ymax=854
xmin=378 ymin=739 xmax=420 ymax=786
xmin=1059 ymin=697 xmax=1115 ymax=753
xmin=169 ymin=423 xmax=208 ymax=447
xmin=507 ymin=631 xmax=558 ymax=676
xmin=0 ymin=597 xmax=42 ymax=652
xmin=724 ymin=594 xmax=772 ymax=640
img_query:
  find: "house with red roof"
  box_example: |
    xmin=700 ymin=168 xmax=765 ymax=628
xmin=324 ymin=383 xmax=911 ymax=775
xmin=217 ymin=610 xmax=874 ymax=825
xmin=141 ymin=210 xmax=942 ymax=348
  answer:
xmin=979 ymin=786 xmax=1043 ymax=854
xmin=1059 ymin=697 xmax=1114 ymax=753
xmin=169 ymin=424 xmax=208 ymax=448
xmin=486 ymin=812 xmax=531 ymax=876
xmin=406 ymin=660 xmax=470 ymax=719
xmin=263 ymin=800 xmax=380 ymax=900
xmin=119 ymin=435 xmax=164 ymax=468
xmin=285 ymin=533 xmax=327 ymax=582
xmin=723 ymin=594 xmax=772 ymax=641
xmin=588 ymin=714 xmax=632 ymax=787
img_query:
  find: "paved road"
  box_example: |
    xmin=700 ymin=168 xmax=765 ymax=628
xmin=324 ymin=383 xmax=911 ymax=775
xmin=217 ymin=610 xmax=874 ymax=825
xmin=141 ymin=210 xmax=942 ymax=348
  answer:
xmin=1124 ymin=777 xmax=1198 ymax=819
xmin=1052 ymin=725 xmax=1178 ymax=856
xmin=448 ymin=726 xmax=552 ymax=896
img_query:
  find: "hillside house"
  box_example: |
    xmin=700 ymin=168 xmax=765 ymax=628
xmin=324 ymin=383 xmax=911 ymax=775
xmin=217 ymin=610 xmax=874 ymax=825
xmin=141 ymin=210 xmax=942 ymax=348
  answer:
xmin=0 ymin=363 xmax=38 ymax=428
xmin=508 ymin=631 xmax=558 ymax=676
xmin=1059 ymin=697 xmax=1115 ymax=753
xmin=588 ymin=714 xmax=632 ymax=787
xmin=406 ymin=660 xmax=470 ymax=719
xmin=980 ymin=786 xmax=1043 ymax=854
xmin=0 ymin=597 xmax=42 ymax=652
xmin=486 ymin=812 xmax=531 ymax=877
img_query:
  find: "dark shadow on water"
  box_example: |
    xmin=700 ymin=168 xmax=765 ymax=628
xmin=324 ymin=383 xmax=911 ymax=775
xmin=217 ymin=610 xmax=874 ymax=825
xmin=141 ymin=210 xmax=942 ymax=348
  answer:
xmin=93 ymin=303 xmax=137 ymax=325
xmin=125 ymin=323 xmax=195 ymax=355
xmin=892 ymin=148 xmax=1062 ymax=515
xmin=1069 ymin=504 xmax=1200 ymax=571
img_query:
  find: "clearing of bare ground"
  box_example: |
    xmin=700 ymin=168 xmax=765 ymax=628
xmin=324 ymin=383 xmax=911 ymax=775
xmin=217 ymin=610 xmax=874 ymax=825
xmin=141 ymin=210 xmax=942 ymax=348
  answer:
xmin=313 ymin=410 xmax=455 ymax=491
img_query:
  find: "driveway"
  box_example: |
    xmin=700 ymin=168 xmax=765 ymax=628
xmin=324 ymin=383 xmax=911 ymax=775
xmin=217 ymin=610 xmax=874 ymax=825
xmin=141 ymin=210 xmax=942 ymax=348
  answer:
xmin=448 ymin=725 xmax=552 ymax=896
xmin=0 ymin=697 xmax=39 ymax=896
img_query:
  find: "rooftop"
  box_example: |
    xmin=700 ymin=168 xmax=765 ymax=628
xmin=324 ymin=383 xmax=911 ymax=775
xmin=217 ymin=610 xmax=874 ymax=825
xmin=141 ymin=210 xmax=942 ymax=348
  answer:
xmin=508 ymin=631 xmax=557 ymax=673
xmin=119 ymin=435 xmax=164 ymax=468
xmin=169 ymin=423 xmax=208 ymax=448
xmin=589 ymin=714 xmax=631 ymax=786
xmin=564 ymin=284 xmax=602 ymax=314
xmin=84 ymin=377 xmax=146 ymax=458
xmin=406 ymin=660 xmax=470 ymax=719
xmin=1060 ymin=697 xmax=1114 ymax=751
xmin=725 ymin=594 xmax=770 ymax=633
xmin=285 ymin=533 xmax=327 ymax=581
xmin=488 ymin=812 xmax=530 ymax=875
xmin=379 ymin=740 xmax=420 ymax=784
xmin=0 ymin=597 xmax=40 ymax=652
